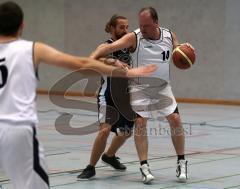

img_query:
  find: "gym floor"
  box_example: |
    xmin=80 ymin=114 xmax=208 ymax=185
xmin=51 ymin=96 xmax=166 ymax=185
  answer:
xmin=1 ymin=95 xmax=240 ymax=189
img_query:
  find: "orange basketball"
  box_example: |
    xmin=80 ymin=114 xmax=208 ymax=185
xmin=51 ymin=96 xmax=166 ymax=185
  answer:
xmin=172 ymin=43 xmax=195 ymax=69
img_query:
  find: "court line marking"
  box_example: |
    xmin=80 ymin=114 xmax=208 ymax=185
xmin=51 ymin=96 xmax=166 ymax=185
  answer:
xmin=158 ymin=173 xmax=240 ymax=189
xmin=224 ymin=184 xmax=240 ymax=189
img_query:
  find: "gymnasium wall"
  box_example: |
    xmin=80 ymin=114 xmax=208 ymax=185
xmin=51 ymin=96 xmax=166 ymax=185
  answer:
xmin=8 ymin=0 xmax=240 ymax=100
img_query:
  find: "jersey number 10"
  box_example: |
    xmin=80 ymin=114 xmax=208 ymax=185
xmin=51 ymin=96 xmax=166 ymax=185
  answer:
xmin=161 ymin=50 xmax=170 ymax=61
xmin=0 ymin=58 xmax=8 ymax=88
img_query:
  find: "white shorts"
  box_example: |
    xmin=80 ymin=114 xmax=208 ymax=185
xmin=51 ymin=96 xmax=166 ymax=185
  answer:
xmin=0 ymin=124 xmax=49 ymax=189
xmin=130 ymin=83 xmax=177 ymax=118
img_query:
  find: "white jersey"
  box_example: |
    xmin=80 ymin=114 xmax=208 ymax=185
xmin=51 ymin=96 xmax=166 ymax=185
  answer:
xmin=131 ymin=27 xmax=173 ymax=83
xmin=0 ymin=39 xmax=38 ymax=125
xmin=129 ymin=28 xmax=177 ymax=118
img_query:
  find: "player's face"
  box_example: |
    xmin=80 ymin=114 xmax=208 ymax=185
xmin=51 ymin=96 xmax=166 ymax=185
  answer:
xmin=139 ymin=13 xmax=158 ymax=39
xmin=114 ymin=19 xmax=129 ymax=39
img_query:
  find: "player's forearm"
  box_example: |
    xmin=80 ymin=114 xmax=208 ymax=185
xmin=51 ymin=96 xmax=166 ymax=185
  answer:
xmin=171 ymin=32 xmax=180 ymax=49
xmin=78 ymin=57 xmax=127 ymax=77
xmin=90 ymin=44 xmax=114 ymax=59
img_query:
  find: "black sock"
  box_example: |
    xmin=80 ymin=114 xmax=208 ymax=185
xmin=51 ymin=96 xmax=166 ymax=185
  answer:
xmin=177 ymin=155 xmax=185 ymax=161
xmin=88 ymin=164 xmax=95 ymax=169
xmin=140 ymin=160 xmax=148 ymax=166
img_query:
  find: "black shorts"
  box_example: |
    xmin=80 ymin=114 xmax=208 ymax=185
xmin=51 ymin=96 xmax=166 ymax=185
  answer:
xmin=98 ymin=99 xmax=135 ymax=134
xmin=97 ymin=77 xmax=135 ymax=134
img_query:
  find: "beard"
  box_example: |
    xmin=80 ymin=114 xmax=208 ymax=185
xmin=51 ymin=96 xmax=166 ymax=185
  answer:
xmin=115 ymin=32 xmax=127 ymax=39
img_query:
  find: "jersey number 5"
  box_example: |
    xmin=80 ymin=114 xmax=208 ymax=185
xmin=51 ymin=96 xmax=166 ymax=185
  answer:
xmin=0 ymin=58 xmax=8 ymax=88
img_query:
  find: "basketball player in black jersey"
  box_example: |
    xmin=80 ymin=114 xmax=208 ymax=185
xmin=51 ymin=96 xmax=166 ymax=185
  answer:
xmin=77 ymin=15 xmax=136 ymax=180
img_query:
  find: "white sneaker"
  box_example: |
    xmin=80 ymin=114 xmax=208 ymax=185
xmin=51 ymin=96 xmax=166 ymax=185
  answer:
xmin=140 ymin=164 xmax=154 ymax=184
xmin=176 ymin=160 xmax=188 ymax=182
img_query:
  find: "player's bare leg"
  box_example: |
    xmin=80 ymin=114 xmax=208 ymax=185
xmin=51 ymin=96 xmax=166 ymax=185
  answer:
xmin=166 ymin=112 xmax=188 ymax=182
xmin=134 ymin=117 xmax=154 ymax=184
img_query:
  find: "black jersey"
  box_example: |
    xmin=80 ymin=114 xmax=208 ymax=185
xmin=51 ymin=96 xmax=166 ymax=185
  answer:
xmin=97 ymin=39 xmax=135 ymax=133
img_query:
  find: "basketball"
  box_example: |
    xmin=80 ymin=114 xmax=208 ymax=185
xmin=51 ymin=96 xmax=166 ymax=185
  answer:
xmin=172 ymin=43 xmax=195 ymax=69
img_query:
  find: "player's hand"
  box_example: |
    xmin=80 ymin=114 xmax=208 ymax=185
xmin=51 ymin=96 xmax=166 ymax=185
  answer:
xmin=126 ymin=64 xmax=157 ymax=77
xmin=104 ymin=58 xmax=131 ymax=70
xmin=114 ymin=60 xmax=131 ymax=69
xmin=181 ymin=43 xmax=195 ymax=50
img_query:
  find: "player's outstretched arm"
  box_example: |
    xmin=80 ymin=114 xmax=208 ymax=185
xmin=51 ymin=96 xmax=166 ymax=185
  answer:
xmin=34 ymin=42 xmax=156 ymax=77
xmin=90 ymin=32 xmax=136 ymax=59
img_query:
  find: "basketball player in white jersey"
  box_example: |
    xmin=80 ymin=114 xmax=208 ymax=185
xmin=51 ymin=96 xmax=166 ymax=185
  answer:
xmin=90 ymin=7 xmax=189 ymax=184
xmin=0 ymin=2 xmax=156 ymax=189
